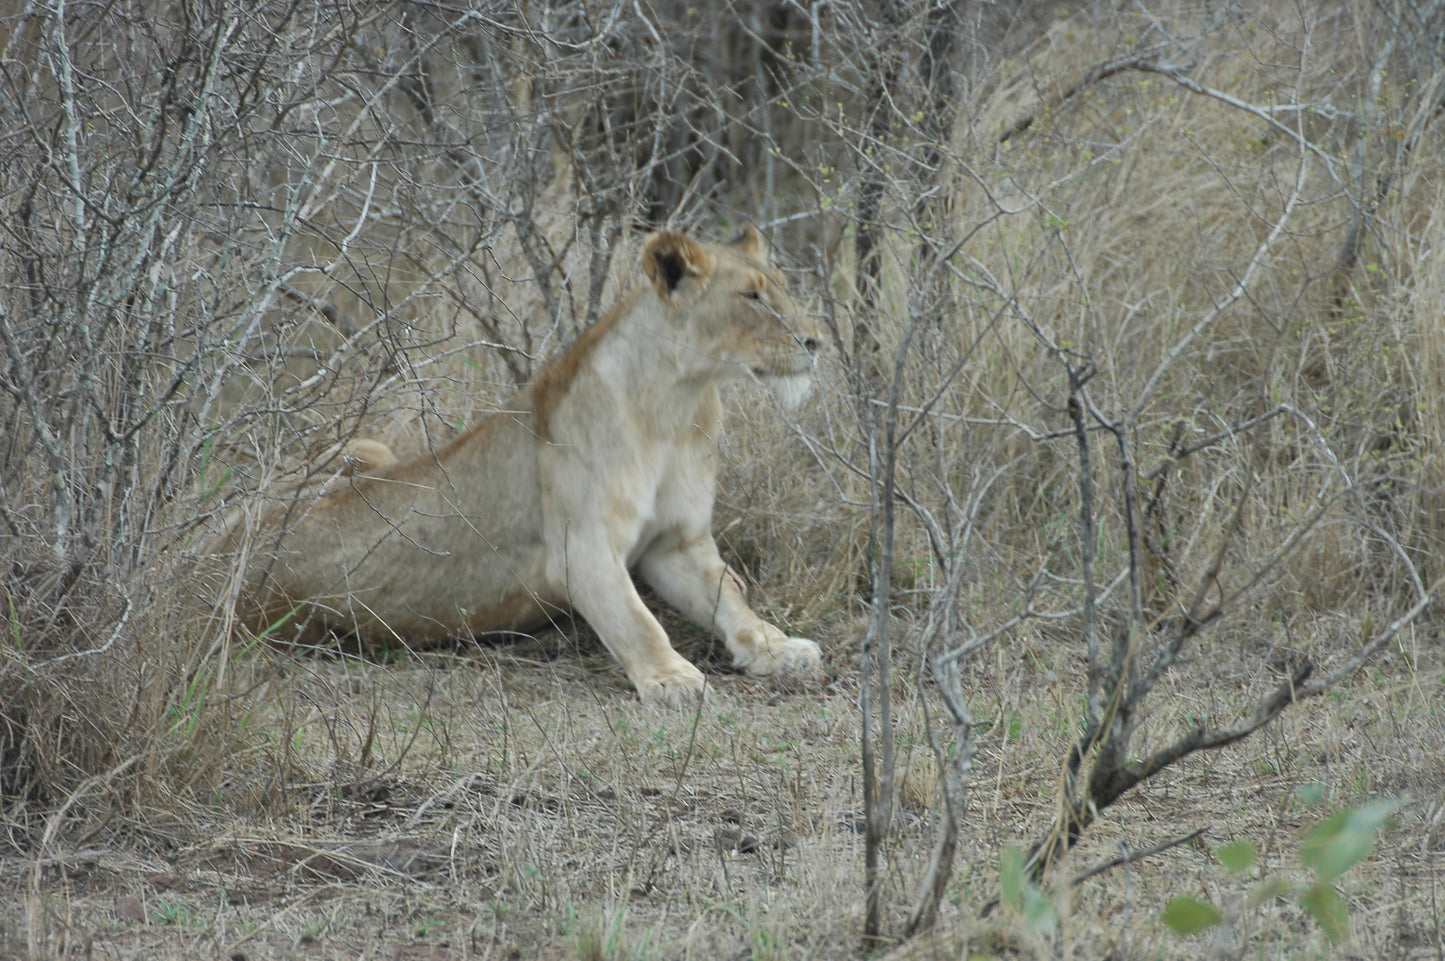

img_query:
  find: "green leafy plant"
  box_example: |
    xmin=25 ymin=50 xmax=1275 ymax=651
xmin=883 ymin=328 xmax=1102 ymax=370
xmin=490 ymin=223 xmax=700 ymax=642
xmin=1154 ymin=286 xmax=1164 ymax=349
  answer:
xmin=999 ymin=846 xmax=1057 ymax=938
xmin=1163 ymin=799 xmax=1398 ymax=945
xmin=151 ymin=899 xmax=195 ymax=928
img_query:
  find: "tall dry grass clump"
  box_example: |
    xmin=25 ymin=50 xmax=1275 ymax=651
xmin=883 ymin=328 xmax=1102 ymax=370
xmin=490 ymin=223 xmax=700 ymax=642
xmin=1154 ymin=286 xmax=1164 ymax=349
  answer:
xmin=935 ymin=8 xmax=1418 ymax=612
xmin=766 ymin=0 xmax=1443 ymax=939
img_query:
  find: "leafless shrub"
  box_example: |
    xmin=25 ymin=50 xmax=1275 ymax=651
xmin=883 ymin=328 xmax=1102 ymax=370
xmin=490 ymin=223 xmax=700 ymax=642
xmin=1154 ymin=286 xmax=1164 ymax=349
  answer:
xmin=823 ymin=1 xmax=1443 ymax=950
xmin=0 ymin=0 xmax=860 ymax=836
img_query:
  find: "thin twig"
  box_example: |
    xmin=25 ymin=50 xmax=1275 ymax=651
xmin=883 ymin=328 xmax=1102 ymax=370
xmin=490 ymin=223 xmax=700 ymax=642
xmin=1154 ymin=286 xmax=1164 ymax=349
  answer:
xmin=1070 ymin=827 xmax=1210 ymax=887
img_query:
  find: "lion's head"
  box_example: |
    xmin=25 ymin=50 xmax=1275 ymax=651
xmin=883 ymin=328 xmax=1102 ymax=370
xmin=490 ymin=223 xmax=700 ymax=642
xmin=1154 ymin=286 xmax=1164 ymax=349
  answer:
xmin=641 ymin=226 xmax=821 ymax=408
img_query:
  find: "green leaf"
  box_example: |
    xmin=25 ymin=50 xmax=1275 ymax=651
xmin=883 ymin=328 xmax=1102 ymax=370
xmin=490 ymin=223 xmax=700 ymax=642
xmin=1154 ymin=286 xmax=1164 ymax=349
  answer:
xmin=1300 ymin=882 xmax=1350 ymax=943
xmin=1346 ymin=798 xmax=1399 ymax=835
xmin=1022 ymin=885 xmax=1057 ymax=936
xmin=255 ymin=606 xmax=301 ymax=645
xmin=1162 ymin=896 xmax=1222 ymax=936
xmin=1217 ymin=840 xmax=1255 ymax=876
xmin=1300 ymin=810 xmax=1362 ymax=883
xmin=1301 ymin=800 xmax=1397 ymax=883
xmin=999 ymin=846 xmax=1025 ymax=911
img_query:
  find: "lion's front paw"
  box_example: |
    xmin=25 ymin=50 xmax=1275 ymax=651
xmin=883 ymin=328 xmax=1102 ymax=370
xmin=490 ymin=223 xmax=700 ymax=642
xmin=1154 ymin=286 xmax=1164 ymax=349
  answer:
xmin=738 ymin=633 xmax=822 ymax=677
xmin=635 ymin=660 xmax=707 ymax=707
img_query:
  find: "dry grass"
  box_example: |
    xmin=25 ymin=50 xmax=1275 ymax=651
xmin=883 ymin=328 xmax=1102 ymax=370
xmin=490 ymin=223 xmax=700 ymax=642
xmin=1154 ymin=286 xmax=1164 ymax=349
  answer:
xmin=4 ymin=1 xmax=1445 ymax=959
xmin=3 ymin=632 xmax=1439 ymax=959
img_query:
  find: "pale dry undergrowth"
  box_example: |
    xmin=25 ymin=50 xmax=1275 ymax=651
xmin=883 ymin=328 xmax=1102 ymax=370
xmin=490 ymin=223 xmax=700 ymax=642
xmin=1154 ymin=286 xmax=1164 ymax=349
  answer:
xmin=5 ymin=613 xmax=1440 ymax=960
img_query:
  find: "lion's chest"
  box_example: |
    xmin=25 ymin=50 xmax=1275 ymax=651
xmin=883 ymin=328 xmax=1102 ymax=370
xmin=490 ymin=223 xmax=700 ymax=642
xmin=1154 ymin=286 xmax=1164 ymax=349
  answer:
xmin=601 ymin=445 xmax=717 ymax=567
xmin=537 ymin=377 xmax=721 ymax=570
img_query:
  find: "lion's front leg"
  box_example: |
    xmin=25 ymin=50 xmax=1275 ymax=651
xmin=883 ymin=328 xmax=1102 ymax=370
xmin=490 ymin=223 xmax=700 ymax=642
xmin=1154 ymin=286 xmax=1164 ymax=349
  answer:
xmin=637 ymin=535 xmax=821 ymax=680
xmin=548 ymin=542 xmax=706 ymax=706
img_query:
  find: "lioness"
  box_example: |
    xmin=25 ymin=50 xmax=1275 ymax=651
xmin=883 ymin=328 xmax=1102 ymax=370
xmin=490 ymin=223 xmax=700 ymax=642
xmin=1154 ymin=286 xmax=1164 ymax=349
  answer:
xmin=223 ymin=227 xmax=823 ymax=704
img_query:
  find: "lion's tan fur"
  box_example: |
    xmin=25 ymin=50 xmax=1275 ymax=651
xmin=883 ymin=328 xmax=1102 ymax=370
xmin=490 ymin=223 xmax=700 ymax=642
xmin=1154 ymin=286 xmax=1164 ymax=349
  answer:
xmin=216 ymin=228 xmax=822 ymax=704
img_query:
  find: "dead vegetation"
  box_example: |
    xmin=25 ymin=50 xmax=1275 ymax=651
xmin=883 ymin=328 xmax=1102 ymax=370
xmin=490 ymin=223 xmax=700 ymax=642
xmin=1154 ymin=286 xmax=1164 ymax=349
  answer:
xmin=2 ymin=1 xmax=1443 ymax=958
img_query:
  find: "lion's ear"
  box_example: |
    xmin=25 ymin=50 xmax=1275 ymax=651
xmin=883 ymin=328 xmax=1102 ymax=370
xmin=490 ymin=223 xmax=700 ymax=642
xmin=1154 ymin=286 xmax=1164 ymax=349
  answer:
xmin=643 ymin=232 xmax=715 ymax=299
xmin=732 ymin=224 xmax=769 ymax=263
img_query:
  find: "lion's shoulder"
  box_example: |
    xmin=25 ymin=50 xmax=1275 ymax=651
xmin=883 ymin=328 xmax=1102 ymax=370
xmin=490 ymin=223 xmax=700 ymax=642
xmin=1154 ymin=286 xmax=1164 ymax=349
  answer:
xmin=529 ymin=291 xmax=635 ymax=442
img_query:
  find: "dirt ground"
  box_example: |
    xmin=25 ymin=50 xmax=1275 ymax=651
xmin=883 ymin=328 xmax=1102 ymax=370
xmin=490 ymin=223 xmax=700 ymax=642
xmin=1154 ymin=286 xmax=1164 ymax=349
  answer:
xmin=5 ymin=620 xmax=1442 ymax=961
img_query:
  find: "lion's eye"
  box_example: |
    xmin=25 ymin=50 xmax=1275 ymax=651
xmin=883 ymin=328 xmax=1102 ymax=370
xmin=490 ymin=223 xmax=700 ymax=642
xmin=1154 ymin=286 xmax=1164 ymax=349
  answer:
xmin=743 ymin=289 xmax=763 ymax=301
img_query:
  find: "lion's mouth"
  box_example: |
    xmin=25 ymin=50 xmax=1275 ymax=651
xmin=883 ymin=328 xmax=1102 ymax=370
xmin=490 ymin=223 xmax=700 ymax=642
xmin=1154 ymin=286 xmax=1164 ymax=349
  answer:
xmin=747 ymin=342 xmax=818 ymax=408
xmin=750 ymin=348 xmax=817 ymax=380
xmin=763 ymin=371 xmax=814 ymax=409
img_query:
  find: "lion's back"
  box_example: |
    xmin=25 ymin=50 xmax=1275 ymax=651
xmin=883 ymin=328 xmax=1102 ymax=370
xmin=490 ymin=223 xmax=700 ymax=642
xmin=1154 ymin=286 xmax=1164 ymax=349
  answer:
xmin=232 ymin=407 xmax=558 ymax=644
